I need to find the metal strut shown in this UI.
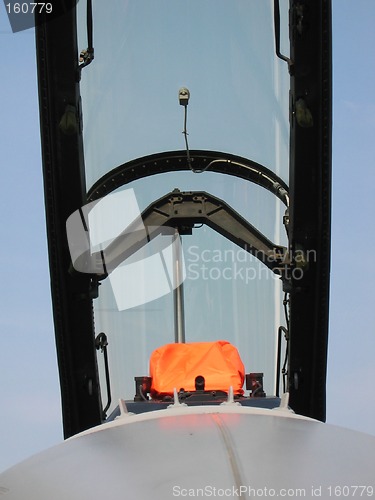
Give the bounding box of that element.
[74,190,289,280]
[173,228,186,343]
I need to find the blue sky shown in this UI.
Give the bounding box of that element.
[0,0,374,472]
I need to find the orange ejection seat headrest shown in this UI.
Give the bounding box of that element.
[149,340,245,398]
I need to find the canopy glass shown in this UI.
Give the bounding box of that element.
[76,0,290,413]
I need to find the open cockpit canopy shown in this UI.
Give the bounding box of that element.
[36,0,331,436]
[73,0,291,415]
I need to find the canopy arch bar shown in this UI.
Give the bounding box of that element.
[87,150,289,206]
[79,190,288,278]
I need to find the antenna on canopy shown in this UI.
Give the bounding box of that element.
[179,87,193,171]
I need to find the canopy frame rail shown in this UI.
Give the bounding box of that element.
[72,189,290,287]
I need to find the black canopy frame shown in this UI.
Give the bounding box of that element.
[35,0,331,438]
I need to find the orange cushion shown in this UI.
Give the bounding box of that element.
[149,341,245,397]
